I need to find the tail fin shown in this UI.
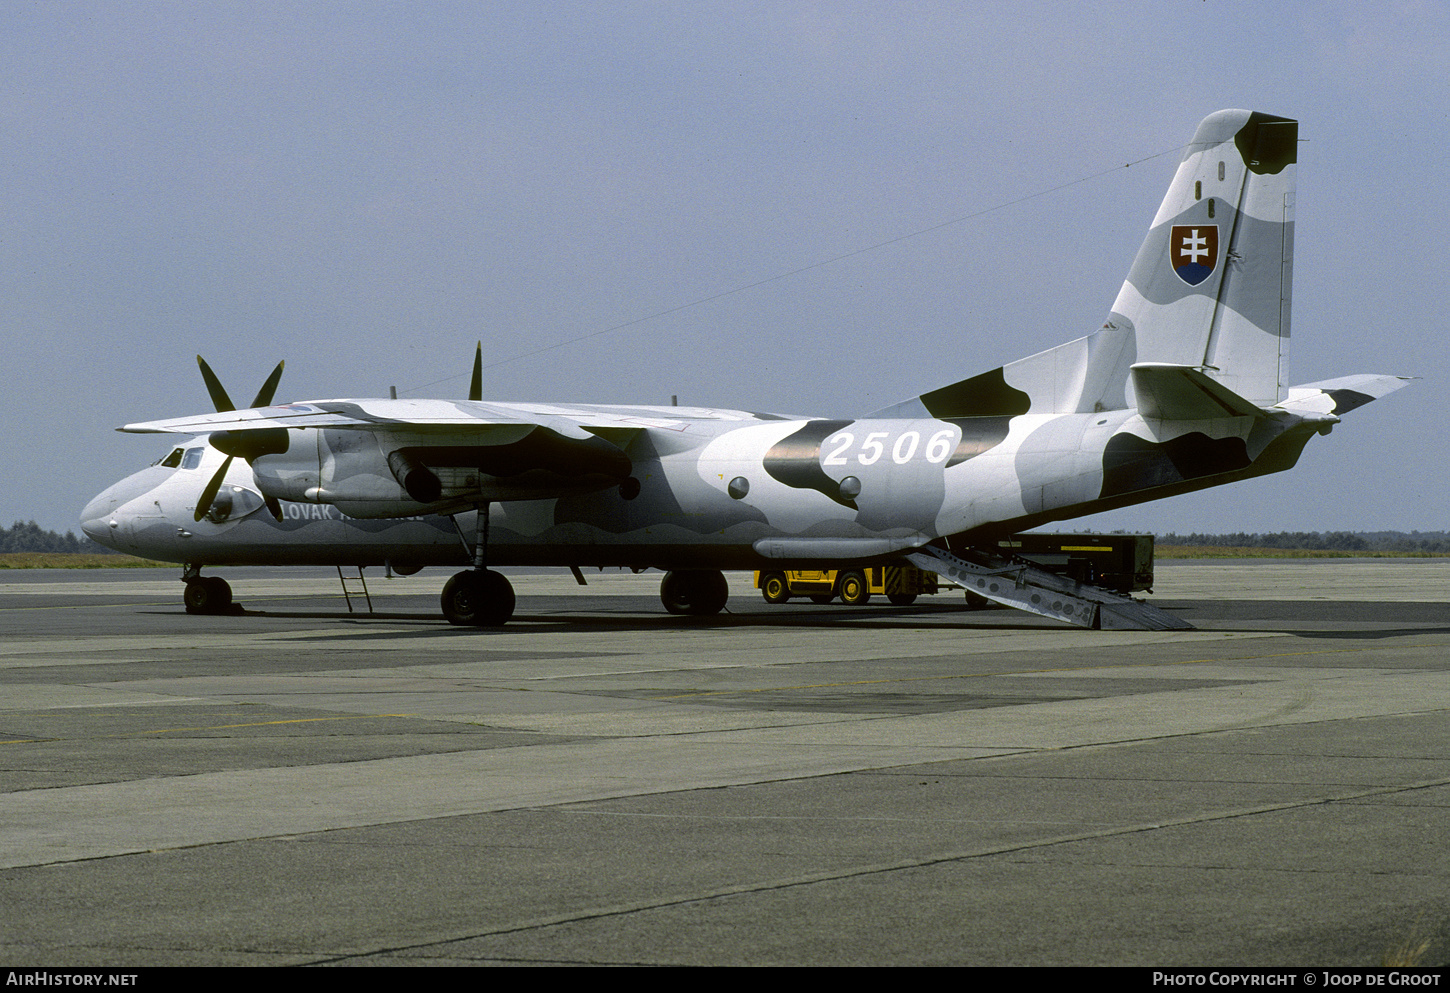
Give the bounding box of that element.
[1114,110,1297,407]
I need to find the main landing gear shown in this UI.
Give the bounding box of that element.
[441,569,515,626]
[182,565,234,615]
[659,569,729,616]
[443,502,516,627]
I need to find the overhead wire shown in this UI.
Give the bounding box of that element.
[403,141,1189,396]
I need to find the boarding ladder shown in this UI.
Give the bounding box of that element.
[335,566,373,613]
[907,546,1192,631]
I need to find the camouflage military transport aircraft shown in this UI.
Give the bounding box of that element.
[82,109,1407,629]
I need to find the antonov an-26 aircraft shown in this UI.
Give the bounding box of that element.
[82,110,1407,629]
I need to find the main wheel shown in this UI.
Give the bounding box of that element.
[760,572,791,604]
[660,569,729,616]
[838,570,870,606]
[184,576,232,615]
[887,592,917,606]
[809,594,835,605]
[441,569,516,626]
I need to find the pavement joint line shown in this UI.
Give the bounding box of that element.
[306,772,1450,965]
[647,642,1450,699]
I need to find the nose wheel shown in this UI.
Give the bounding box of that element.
[183,575,233,615]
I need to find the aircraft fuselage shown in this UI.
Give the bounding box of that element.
[82,400,1324,572]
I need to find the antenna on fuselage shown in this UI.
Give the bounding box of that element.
[469,341,483,402]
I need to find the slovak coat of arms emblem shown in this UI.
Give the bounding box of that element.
[1170,225,1218,286]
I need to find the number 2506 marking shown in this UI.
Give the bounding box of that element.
[823,429,954,466]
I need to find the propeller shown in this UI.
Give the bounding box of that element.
[193,356,288,523]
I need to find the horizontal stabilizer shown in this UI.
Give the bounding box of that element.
[1131,363,1265,420]
[1275,374,1413,417]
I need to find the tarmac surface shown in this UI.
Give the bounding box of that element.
[1,560,1447,966]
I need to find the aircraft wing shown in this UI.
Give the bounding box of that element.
[118,399,797,508]
[119,398,766,439]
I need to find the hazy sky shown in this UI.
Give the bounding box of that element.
[4,1,1445,536]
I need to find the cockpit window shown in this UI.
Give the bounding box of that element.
[155,448,185,468]
[181,447,205,470]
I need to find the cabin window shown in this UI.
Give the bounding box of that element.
[1218,161,1225,181]
[181,447,205,470]
[1194,180,1201,200]
[1208,198,1215,218]
[156,447,185,468]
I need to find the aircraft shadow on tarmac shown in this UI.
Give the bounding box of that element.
[136,599,1085,636]
[129,596,1450,642]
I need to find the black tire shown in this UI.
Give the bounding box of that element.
[964,590,992,610]
[838,570,870,606]
[206,577,233,611]
[809,594,835,605]
[760,572,790,604]
[184,576,232,615]
[660,569,729,616]
[441,570,515,626]
[887,592,917,606]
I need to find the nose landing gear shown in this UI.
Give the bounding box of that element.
[181,565,235,615]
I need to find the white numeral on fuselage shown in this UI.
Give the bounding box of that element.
[823,428,953,466]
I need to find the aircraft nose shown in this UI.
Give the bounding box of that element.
[81,495,112,540]
[80,488,125,548]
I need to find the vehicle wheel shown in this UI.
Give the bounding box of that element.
[838,570,870,606]
[660,569,729,616]
[887,592,917,606]
[760,572,790,604]
[441,569,515,626]
[184,576,232,614]
[964,590,992,610]
[206,577,233,611]
[809,594,835,605]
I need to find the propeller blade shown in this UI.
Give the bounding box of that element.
[197,356,236,412]
[193,358,288,522]
[469,341,483,402]
[249,360,286,409]
[194,455,235,522]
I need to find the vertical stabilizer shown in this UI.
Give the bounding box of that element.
[1112,110,1297,407]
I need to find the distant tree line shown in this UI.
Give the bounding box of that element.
[1159,531,1450,553]
[4,519,1447,556]
[0,520,117,554]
